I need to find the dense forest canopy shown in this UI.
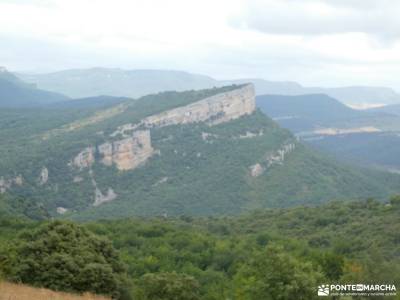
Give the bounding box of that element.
[1,198,399,299]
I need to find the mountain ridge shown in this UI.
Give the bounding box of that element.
[0,84,399,220]
[0,67,69,107]
[17,68,400,106]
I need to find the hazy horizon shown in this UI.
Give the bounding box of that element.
[1,0,400,90]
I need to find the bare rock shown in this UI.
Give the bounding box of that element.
[39,167,49,185]
[249,163,265,177]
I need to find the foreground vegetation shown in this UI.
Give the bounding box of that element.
[0,198,399,299]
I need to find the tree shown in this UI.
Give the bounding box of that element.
[389,195,400,207]
[139,272,200,300]
[9,221,130,299]
[234,245,324,300]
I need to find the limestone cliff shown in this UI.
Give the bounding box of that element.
[142,84,255,127]
[98,130,154,171]
[38,167,49,185]
[112,84,255,137]
[68,85,256,206]
[70,147,95,169]
[73,84,255,173]
[71,130,154,172]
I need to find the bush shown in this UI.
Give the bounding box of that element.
[9,221,130,299]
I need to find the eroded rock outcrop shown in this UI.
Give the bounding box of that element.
[249,142,296,177]
[0,175,23,193]
[38,167,49,185]
[71,131,154,172]
[113,84,255,137]
[142,84,255,128]
[249,163,265,177]
[56,207,68,214]
[90,175,117,206]
[71,147,95,169]
[94,187,117,206]
[265,143,296,167]
[99,130,154,171]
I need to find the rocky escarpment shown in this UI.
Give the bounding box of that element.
[69,84,255,206]
[71,130,154,171]
[73,84,255,173]
[142,84,255,127]
[70,147,96,170]
[98,130,154,171]
[112,84,255,137]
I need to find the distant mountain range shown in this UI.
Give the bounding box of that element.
[257,94,365,132]
[18,68,400,107]
[369,103,400,116]
[19,68,216,99]
[0,67,68,107]
[257,93,400,172]
[256,93,400,133]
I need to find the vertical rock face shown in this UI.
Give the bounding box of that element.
[98,143,113,166]
[142,84,255,128]
[99,130,154,171]
[71,147,95,169]
[39,167,49,185]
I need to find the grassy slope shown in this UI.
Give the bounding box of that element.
[0,282,109,300]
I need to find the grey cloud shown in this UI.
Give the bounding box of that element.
[232,0,400,41]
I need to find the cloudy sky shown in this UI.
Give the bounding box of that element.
[1,0,400,89]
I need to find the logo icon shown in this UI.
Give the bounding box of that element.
[318,285,330,296]
[356,284,364,291]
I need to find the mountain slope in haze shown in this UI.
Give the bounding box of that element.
[369,103,400,116]
[308,132,400,173]
[227,78,400,107]
[256,94,365,132]
[19,68,217,99]
[257,93,400,133]
[19,68,400,106]
[0,84,399,220]
[257,93,400,172]
[0,67,69,107]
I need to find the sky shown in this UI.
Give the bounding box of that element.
[1,0,400,90]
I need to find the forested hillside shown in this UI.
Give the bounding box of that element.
[1,85,400,220]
